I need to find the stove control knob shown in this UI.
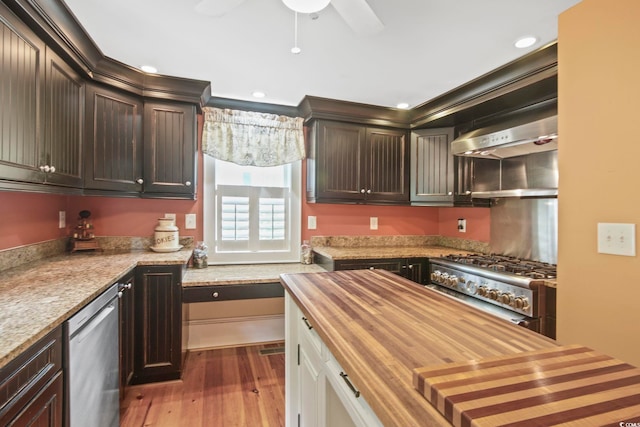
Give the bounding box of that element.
[499,293,514,305]
[488,289,499,300]
[477,286,488,296]
[466,281,477,294]
[448,276,459,287]
[514,297,530,310]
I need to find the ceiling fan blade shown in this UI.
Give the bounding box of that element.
[330,0,384,36]
[194,0,247,17]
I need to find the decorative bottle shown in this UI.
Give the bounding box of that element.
[301,240,313,264]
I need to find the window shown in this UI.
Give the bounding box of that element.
[203,156,301,264]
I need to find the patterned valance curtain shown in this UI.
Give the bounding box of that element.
[201,107,305,167]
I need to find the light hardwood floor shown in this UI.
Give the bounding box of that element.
[120,342,286,427]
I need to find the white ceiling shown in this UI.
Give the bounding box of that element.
[62,0,581,109]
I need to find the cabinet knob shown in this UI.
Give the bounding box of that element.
[185,181,192,187]
[39,165,51,173]
[366,189,372,194]
[360,189,366,194]
[212,292,219,298]
[49,165,56,173]
[448,191,453,195]
[136,178,144,184]
[369,267,375,270]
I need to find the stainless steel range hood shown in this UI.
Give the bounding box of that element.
[452,112,558,199]
[451,114,557,159]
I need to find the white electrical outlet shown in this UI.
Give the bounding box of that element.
[597,223,636,256]
[308,216,317,230]
[164,213,176,220]
[185,213,197,229]
[58,211,66,229]
[458,218,467,233]
[370,217,378,230]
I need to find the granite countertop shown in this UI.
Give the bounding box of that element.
[182,262,326,286]
[312,245,474,260]
[0,249,191,370]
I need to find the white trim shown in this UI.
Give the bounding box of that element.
[187,314,284,350]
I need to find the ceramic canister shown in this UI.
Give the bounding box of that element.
[154,218,179,249]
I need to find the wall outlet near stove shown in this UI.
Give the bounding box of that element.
[597,222,635,256]
[58,211,66,229]
[370,217,378,230]
[458,218,466,233]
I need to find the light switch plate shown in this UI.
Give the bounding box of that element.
[597,223,636,256]
[58,211,66,229]
[307,216,317,230]
[185,213,197,229]
[370,217,378,230]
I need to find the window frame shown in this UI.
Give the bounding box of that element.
[203,155,301,264]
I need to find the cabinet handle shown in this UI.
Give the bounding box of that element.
[302,316,313,330]
[39,165,50,173]
[212,292,219,298]
[366,189,371,194]
[339,372,361,398]
[408,264,413,270]
[185,181,192,186]
[360,189,365,194]
[49,165,56,173]
[136,178,144,184]
[369,267,374,270]
[448,191,453,195]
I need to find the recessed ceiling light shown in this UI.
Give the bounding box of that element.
[140,65,158,73]
[252,91,266,98]
[396,102,410,109]
[514,36,537,49]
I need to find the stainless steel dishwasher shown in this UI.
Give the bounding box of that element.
[66,283,120,427]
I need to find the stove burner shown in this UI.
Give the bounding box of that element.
[442,254,556,279]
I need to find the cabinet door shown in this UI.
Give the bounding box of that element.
[410,128,454,205]
[143,101,196,197]
[44,48,84,187]
[133,265,183,384]
[118,273,135,397]
[0,5,45,184]
[84,84,143,192]
[5,372,63,427]
[405,258,429,284]
[314,121,366,201]
[365,127,409,203]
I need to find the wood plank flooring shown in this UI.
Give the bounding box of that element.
[120,342,285,427]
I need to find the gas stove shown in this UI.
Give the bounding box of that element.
[427,254,557,336]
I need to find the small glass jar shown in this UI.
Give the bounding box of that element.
[193,241,209,268]
[301,240,313,264]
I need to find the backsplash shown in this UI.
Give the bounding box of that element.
[310,235,489,253]
[0,236,194,272]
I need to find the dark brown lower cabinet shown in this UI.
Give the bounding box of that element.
[316,255,429,285]
[0,327,63,426]
[132,264,185,384]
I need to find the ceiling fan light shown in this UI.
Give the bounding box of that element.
[282,0,330,14]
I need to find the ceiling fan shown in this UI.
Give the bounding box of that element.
[194,0,384,36]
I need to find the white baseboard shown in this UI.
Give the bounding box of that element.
[187,314,284,350]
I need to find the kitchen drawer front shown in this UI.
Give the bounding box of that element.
[0,326,62,423]
[182,282,284,303]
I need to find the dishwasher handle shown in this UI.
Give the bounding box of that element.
[72,300,117,344]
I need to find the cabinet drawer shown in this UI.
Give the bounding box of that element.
[325,353,383,427]
[0,327,62,423]
[182,282,284,303]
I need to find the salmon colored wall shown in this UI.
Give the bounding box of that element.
[0,192,68,250]
[558,0,640,366]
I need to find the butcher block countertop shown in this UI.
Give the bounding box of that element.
[413,344,640,426]
[0,249,191,370]
[280,269,559,427]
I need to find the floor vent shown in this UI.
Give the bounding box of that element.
[259,346,285,356]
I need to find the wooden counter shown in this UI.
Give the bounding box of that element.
[280,269,559,427]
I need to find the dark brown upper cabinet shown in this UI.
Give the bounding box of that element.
[307,120,409,204]
[0,6,84,189]
[410,128,455,206]
[143,101,196,198]
[84,83,143,193]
